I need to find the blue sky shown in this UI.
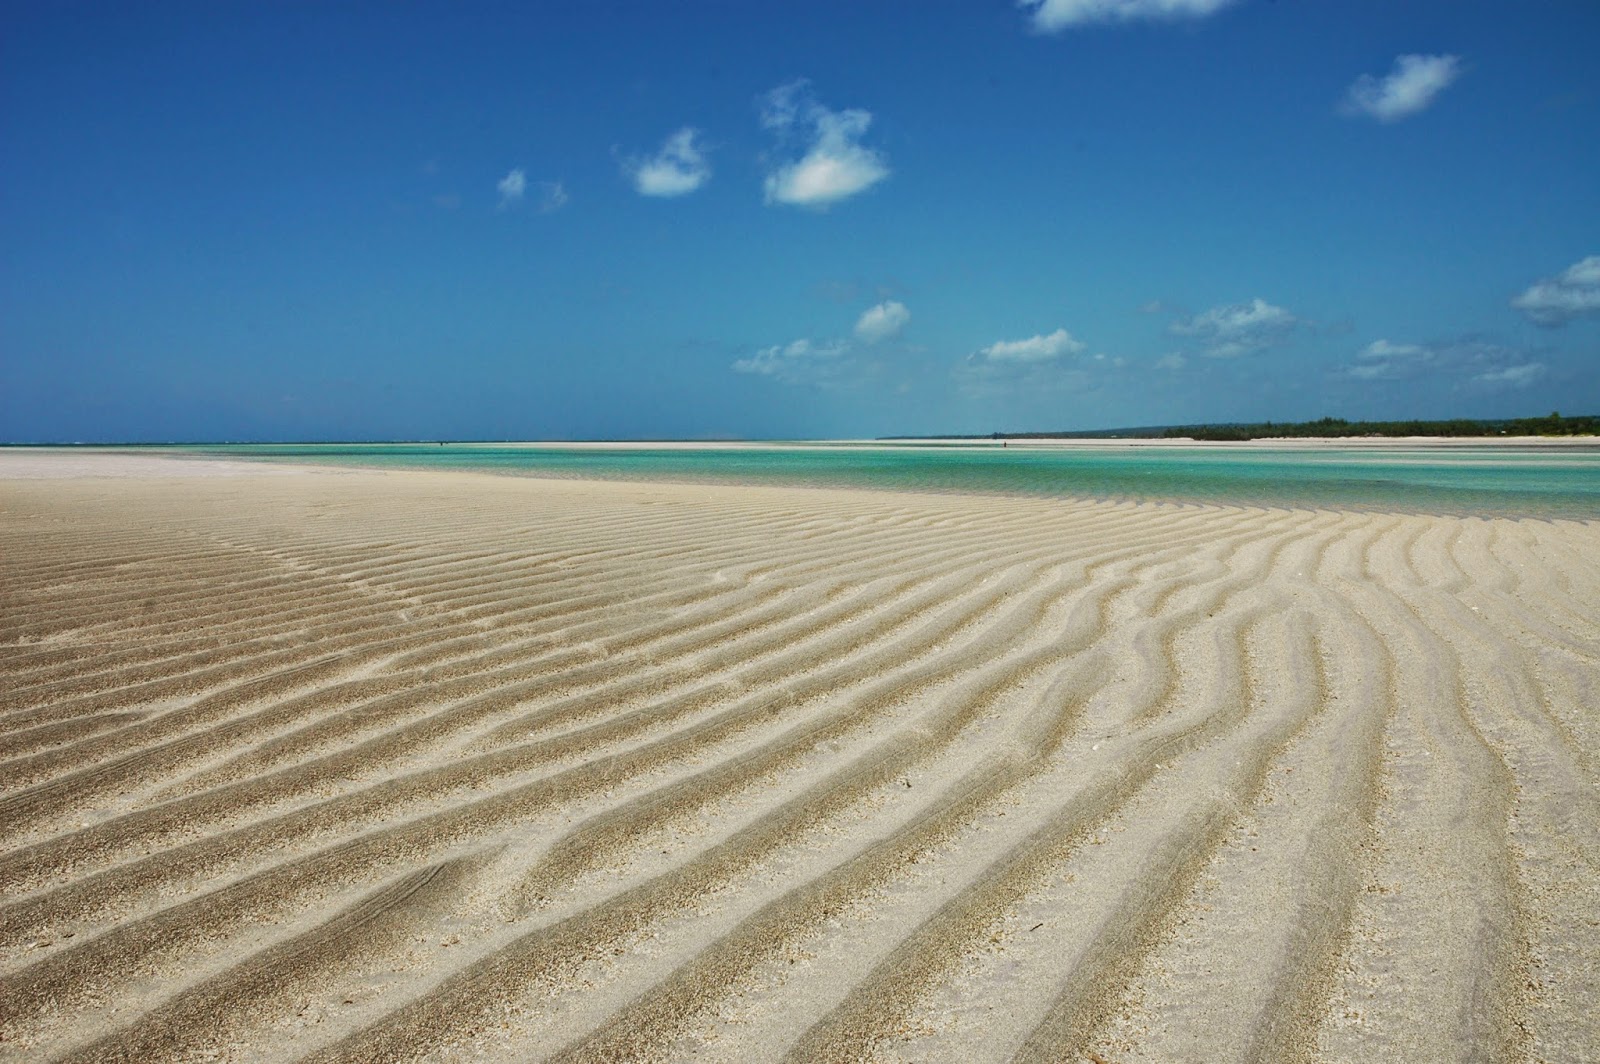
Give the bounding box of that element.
[3,0,1597,441]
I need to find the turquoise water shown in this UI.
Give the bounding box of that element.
[172,442,1600,518]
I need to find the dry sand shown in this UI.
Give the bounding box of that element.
[1,451,1596,1063]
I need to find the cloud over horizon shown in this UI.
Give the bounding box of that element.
[1473,363,1546,388]
[1170,298,1298,357]
[1020,0,1238,33]
[1342,54,1463,123]
[1342,337,1545,391]
[976,328,1085,363]
[625,128,711,197]
[854,301,910,343]
[761,81,889,209]
[1511,255,1600,326]
[732,337,850,383]
[958,328,1096,399]
[1348,339,1435,380]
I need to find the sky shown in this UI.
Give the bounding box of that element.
[2,0,1598,442]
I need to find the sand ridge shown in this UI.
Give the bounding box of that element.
[1,456,1597,1062]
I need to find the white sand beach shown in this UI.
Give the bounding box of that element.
[1,451,1597,1063]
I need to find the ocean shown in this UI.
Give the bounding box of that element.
[158,441,1600,519]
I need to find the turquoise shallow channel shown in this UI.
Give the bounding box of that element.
[169,441,1600,519]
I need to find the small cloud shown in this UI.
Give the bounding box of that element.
[977,328,1085,363]
[1357,339,1429,361]
[1474,362,1545,388]
[759,80,807,132]
[1155,353,1187,371]
[761,80,889,209]
[625,128,711,198]
[1473,363,1545,388]
[538,181,569,213]
[433,193,462,210]
[1348,339,1435,380]
[1021,0,1238,33]
[1343,336,1545,388]
[732,337,850,383]
[1511,255,1600,326]
[497,169,527,208]
[957,330,1090,397]
[854,301,910,343]
[1170,298,1298,357]
[1342,54,1463,123]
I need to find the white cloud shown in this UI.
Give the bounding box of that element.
[732,337,850,382]
[626,128,711,198]
[977,328,1085,363]
[1343,337,1545,389]
[538,181,568,213]
[497,171,565,213]
[1170,298,1298,357]
[957,332,1091,398]
[497,169,526,208]
[1348,338,1436,378]
[854,301,910,343]
[1511,255,1600,326]
[1357,339,1427,360]
[1020,0,1238,32]
[1342,54,1463,123]
[1155,353,1187,371]
[1473,363,1545,388]
[761,80,889,209]
[1346,338,1440,380]
[760,81,808,132]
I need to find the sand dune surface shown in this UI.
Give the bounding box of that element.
[2,456,1597,1063]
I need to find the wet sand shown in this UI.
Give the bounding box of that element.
[2,451,1597,1063]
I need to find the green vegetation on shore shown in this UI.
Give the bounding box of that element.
[887,412,1598,442]
[1158,412,1597,441]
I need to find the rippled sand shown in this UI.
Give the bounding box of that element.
[2,454,1597,1063]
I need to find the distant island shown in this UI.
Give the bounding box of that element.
[886,412,1598,442]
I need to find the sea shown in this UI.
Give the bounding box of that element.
[162,441,1600,519]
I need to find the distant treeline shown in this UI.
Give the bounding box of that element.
[1159,413,1598,441]
[884,412,1598,443]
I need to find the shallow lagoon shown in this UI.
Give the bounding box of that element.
[173,441,1600,519]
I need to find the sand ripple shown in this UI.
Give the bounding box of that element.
[2,467,1597,1062]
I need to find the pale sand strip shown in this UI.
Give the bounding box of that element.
[1,453,1596,1064]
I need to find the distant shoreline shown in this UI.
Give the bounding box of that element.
[5,413,1598,450]
[4,434,1599,451]
[885,412,1599,443]
[5,436,1600,458]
